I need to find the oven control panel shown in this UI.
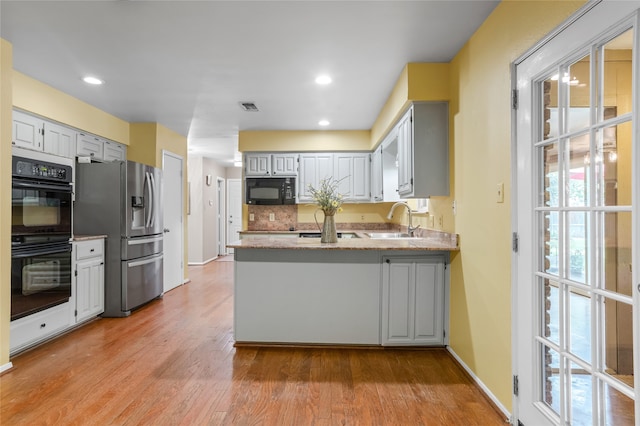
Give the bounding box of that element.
[12,156,72,183]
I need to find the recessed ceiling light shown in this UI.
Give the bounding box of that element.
[83,76,104,85]
[315,75,332,85]
[319,120,330,126]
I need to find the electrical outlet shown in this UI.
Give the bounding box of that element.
[249,213,255,221]
[361,215,365,221]
[428,215,435,228]
[269,213,275,222]
[437,215,443,229]
[497,183,504,203]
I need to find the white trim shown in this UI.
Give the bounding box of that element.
[0,362,13,374]
[447,347,511,421]
[187,256,218,266]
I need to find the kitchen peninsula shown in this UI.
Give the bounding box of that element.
[228,230,458,347]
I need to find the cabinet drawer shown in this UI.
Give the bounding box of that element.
[75,239,104,260]
[10,302,71,354]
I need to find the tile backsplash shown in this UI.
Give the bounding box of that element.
[247,205,396,232]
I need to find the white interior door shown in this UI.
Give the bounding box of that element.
[162,151,184,293]
[217,177,225,256]
[513,2,640,425]
[227,179,242,255]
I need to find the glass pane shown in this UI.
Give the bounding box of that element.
[567,133,591,207]
[544,279,560,345]
[543,75,559,140]
[604,381,635,426]
[602,29,633,118]
[567,211,589,283]
[567,54,591,134]
[604,297,634,379]
[542,143,560,207]
[570,361,593,424]
[542,345,561,416]
[569,288,591,362]
[597,121,632,206]
[543,211,559,275]
[600,212,632,297]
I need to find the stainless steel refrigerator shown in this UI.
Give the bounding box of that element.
[74,160,163,317]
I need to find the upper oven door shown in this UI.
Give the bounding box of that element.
[11,177,72,245]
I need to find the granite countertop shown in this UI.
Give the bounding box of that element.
[230,229,459,251]
[72,234,107,241]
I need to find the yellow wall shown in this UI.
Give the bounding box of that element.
[1,39,13,369]
[447,0,585,409]
[370,63,451,148]
[13,72,129,144]
[239,130,371,152]
[129,123,158,166]
[297,202,394,225]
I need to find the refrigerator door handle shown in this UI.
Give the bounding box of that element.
[126,235,163,246]
[145,171,153,228]
[149,172,156,228]
[127,253,163,268]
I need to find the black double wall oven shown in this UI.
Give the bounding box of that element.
[11,149,73,321]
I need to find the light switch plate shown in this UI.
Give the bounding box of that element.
[497,183,504,203]
[249,213,255,221]
[269,213,275,221]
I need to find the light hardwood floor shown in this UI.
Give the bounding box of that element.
[1,259,507,425]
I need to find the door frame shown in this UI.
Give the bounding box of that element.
[216,177,226,256]
[226,178,242,255]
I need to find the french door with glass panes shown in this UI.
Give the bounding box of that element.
[514,2,640,425]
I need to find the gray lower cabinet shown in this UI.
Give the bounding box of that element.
[381,255,445,346]
[74,239,105,323]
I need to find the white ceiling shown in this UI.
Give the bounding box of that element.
[1,0,499,166]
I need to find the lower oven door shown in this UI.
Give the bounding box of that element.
[11,242,72,321]
[121,253,163,312]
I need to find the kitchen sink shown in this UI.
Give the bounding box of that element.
[365,232,419,239]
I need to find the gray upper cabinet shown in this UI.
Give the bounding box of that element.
[245,153,298,176]
[76,132,105,160]
[271,154,298,176]
[44,121,76,158]
[103,140,126,162]
[397,102,449,198]
[298,153,334,202]
[12,110,44,151]
[334,152,371,202]
[370,146,383,202]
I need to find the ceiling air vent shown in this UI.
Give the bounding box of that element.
[239,102,259,112]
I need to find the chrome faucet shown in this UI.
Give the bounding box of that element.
[386,202,420,236]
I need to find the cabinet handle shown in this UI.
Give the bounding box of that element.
[386,259,391,264]
[90,248,95,252]
[40,323,46,328]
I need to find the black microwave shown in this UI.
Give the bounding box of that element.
[246,177,296,205]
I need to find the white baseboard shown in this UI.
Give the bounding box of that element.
[447,347,511,421]
[0,362,13,374]
[187,256,217,266]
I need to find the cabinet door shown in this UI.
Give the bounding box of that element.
[245,154,271,176]
[12,110,44,151]
[298,153,334,202]
[383,261,414,344]
[351,153,370,201]
[381,256,445,346]
[413,261,445,345]
[75,258,105,323]
[103,141,126,162]
[272,154,298,176]
[77,133,104,160]
[371,146,383,202]
[44,122,76,158]
[397,108,413,196]
[333,153,353,197]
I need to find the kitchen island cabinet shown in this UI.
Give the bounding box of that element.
[229,233,456,347]
[74,238,105,323]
